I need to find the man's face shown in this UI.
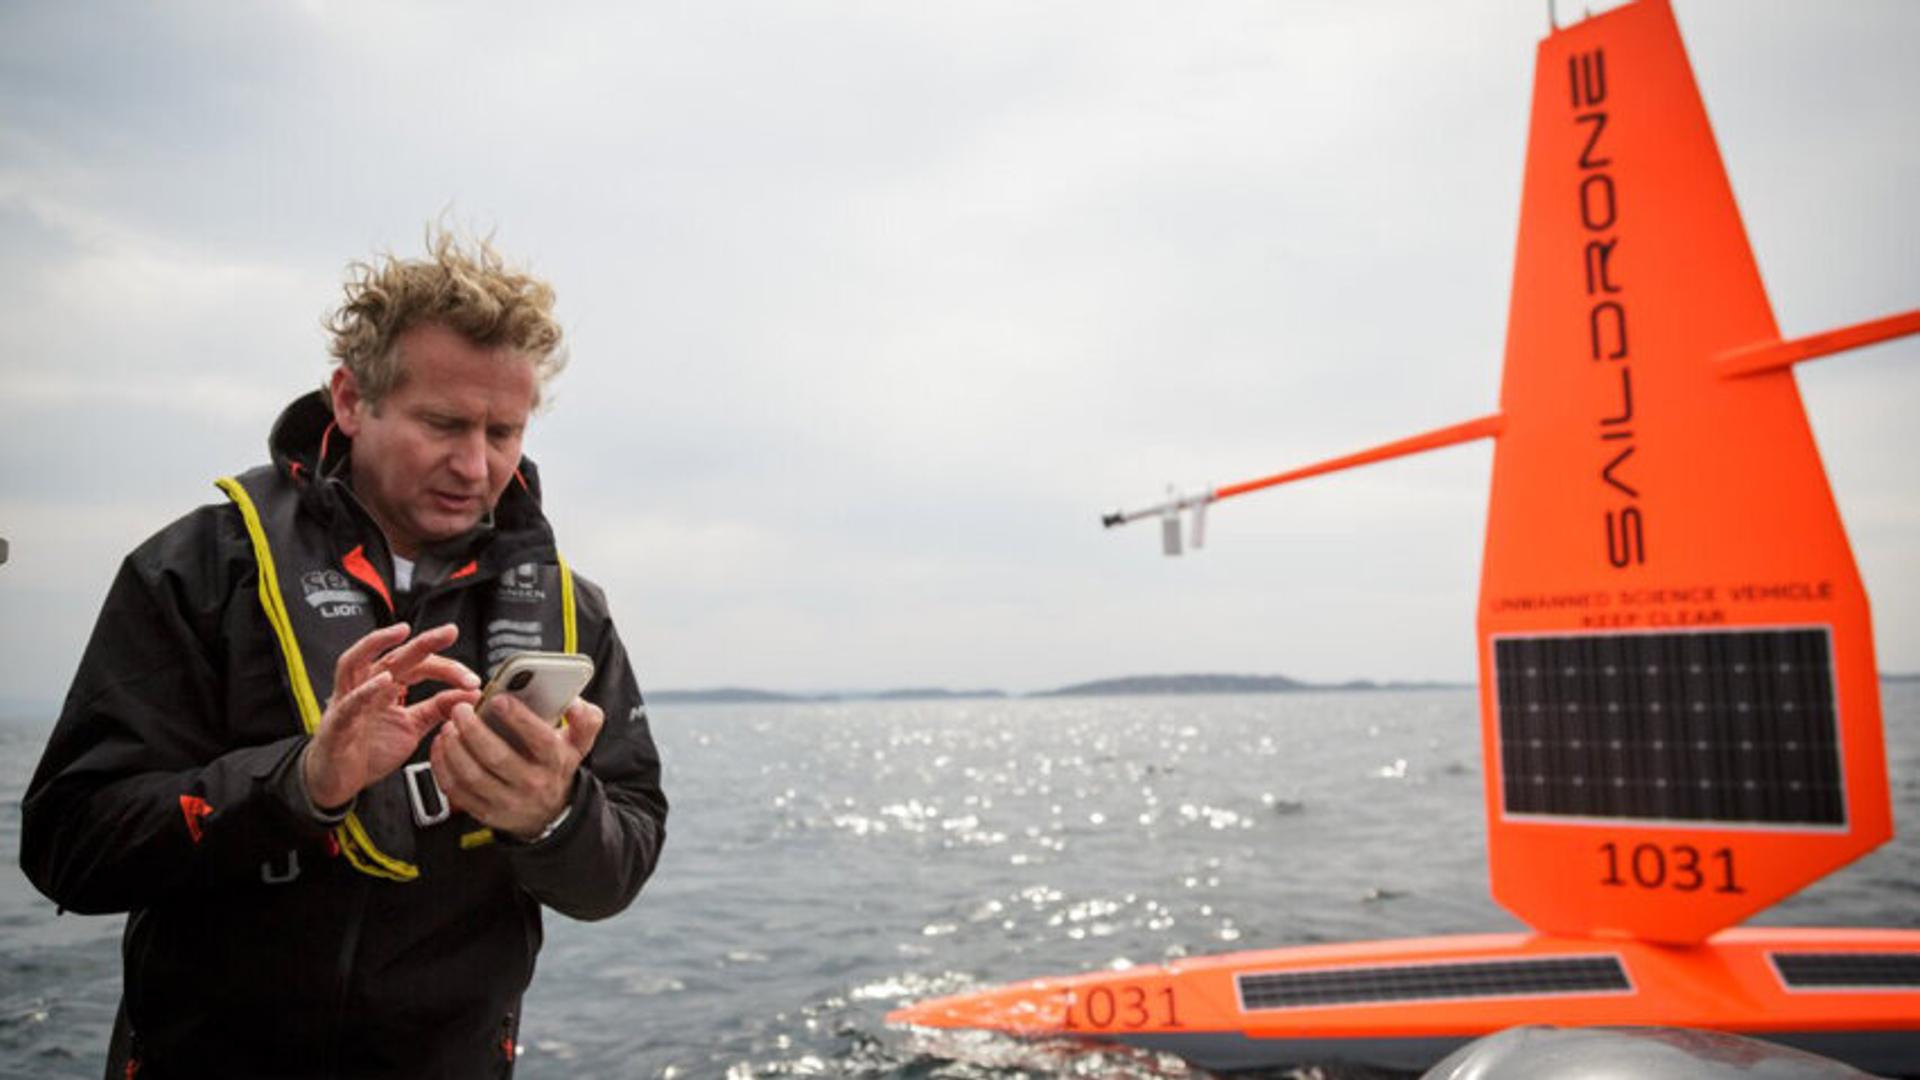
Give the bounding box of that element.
[331,322,537,558]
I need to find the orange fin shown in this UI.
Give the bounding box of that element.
[1478,0,1890,943]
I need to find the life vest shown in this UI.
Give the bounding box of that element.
[216,465,577,882]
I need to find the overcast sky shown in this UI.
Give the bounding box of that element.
[2,1,1915,705]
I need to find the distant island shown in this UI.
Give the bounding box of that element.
[648,673,1467,704]
[868,688,1009,701]
[646,687,1007,705]
[1031,673,1468,697]
[8,672,1916,719]
[649,671,1920,704]
[645,687,812,705]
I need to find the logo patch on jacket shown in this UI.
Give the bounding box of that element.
[301,569,372,619]
[497,562,546,604]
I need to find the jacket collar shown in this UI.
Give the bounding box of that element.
[264,390,557,584]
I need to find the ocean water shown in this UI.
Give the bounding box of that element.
[4,686,1917,1079]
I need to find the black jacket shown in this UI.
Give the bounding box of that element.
[19,392,667,1079]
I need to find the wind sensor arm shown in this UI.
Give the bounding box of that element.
[1103,412,1505,554]
[1716,309,1920,378]
[1104,306,1917,556]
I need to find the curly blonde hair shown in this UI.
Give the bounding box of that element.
[326,228,567,407]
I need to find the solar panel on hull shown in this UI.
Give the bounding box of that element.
[1774,953,1920,990]
[1237,956,1629,1011]
[1494,629,1842,824]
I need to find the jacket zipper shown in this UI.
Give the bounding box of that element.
[327,876,373,1079]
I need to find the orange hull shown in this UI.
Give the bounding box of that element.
[889,928,1920,1074]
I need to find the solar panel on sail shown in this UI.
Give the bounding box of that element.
[1494,628,1842,825]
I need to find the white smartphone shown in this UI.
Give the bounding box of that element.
[407,652,595,828]
[479,651,596,725]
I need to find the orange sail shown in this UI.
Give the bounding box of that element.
[1478,0,1889,944]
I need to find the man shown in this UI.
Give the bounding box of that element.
[20,232,667,1078]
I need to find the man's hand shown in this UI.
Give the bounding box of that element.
[303,623,481,809]
[430,693,604,840]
